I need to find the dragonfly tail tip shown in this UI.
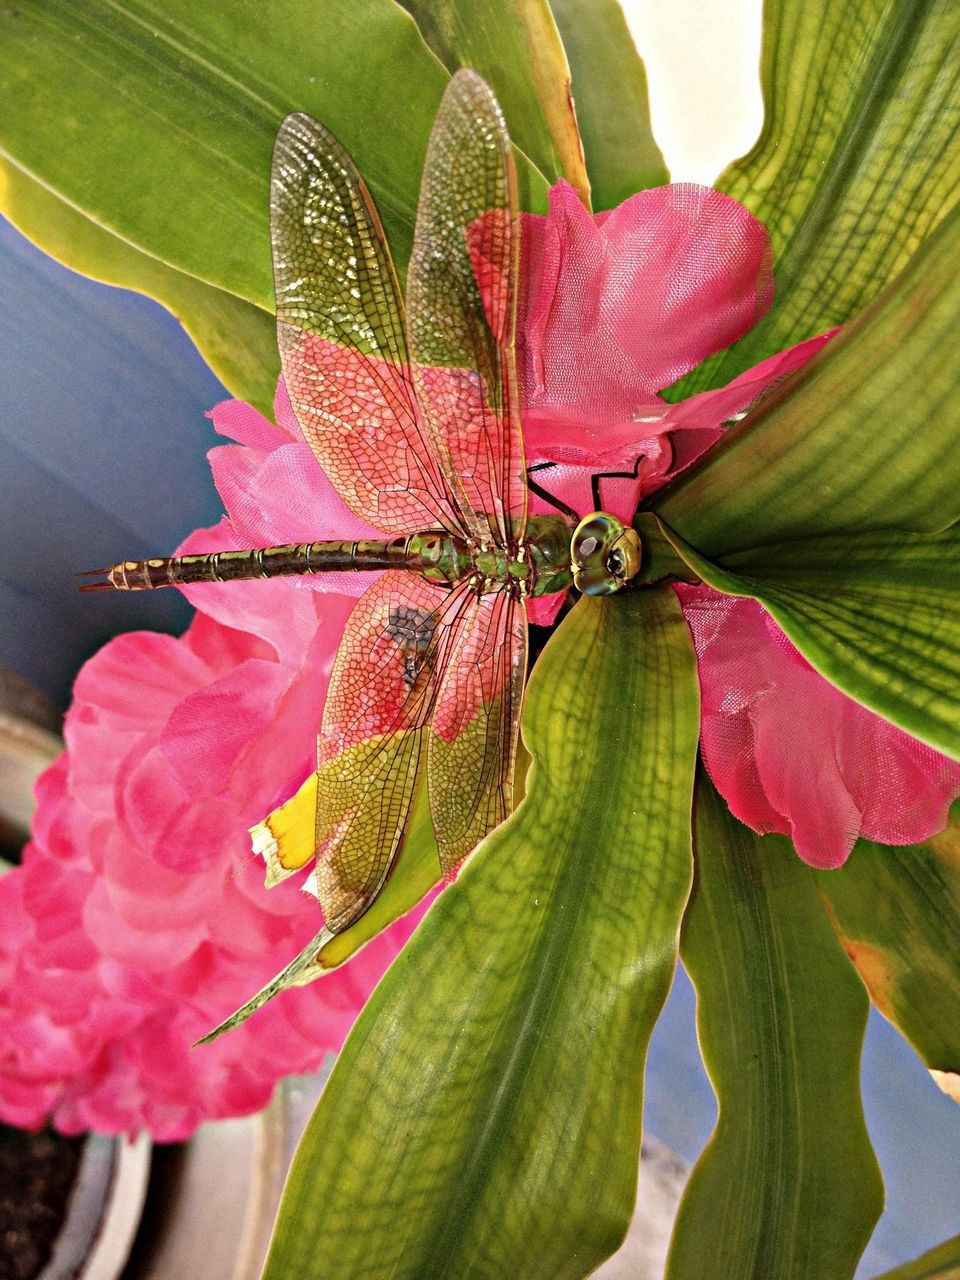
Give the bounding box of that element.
[77,569,115,593]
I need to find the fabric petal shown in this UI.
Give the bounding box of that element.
[518,180,773,426]
[208,396,292,450]
[0,519,421,1138]
[677,586,960,866]
[523,330,835,524]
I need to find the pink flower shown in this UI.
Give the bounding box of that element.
[517,181,796,518]
[0,387,422,1141]
[517,180,960,867]
[676,589,960,867]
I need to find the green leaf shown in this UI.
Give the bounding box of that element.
[396,0,589,203]
[671,0,960,395]
[0,158,277,415]
[0,2,555,411]
[260,587,700,1280]
[653,201,960,553]
[657,522,960,760]
[871,1234,960,1279]
[0,2,547,317]
[548,0,668,204]
[0,2,437,307]
[814,802,960,1090]
[668,774,884,1280]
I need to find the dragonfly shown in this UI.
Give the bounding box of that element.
[82,69,642,940]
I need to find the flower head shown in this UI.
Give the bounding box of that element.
[677,587,960,867]
[0,388,422,1141]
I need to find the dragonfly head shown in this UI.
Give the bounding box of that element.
[570,513,642,596]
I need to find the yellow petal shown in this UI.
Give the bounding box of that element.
[250,772,318,887]
[930,1069,960,1104]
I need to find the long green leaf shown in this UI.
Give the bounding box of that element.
[653,200,960,554]
[261,587,700,1280]
[397,0,590,203]
[0,1,547,314]
[0,158,277,414]
[871,1235,960,1279]
[668,774,883,1280]
[814,802,960,1089]
[548,0,668,204]
[657,523,960,760]
[671,0,960,395]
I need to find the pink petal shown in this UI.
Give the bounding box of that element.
[273,376,303,438]
[114,745,239,872]
[0,1072,63,1131]
[207,437,380,551]
[523,329,836,522]
[65,632,212,817]
[677,586,960,866]
[161,657,291,798]
[518,181,773,425]
[223,640,340,817]
[182,609,273,669]
[526,593,566,627]
[660,328,837,477]
[83,880,209,969]
[208,396,291,450]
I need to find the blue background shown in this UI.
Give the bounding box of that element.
[1,215,957,1275]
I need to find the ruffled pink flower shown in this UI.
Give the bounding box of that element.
[515,180,960,866]
[0,387,422,1141]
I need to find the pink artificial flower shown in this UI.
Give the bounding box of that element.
[517,180,799,518]
[0,386,423,1141]
[676,588,960,867]
[516,180,960,867]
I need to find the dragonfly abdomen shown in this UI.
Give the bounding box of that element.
[80,534,471,592]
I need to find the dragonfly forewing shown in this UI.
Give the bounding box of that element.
[407,70,527,551]
[266,72,533,938]
[271,112,466,537]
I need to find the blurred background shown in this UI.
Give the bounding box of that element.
[0,1,956,1274]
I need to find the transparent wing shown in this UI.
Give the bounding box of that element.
[428,587,528,876]
[271,113,466,536]
[407,69,527,549]
[313,572,478,932]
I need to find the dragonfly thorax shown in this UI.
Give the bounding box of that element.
[412,516,577,598]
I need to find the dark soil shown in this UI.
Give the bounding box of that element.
[0,1125,84,1280]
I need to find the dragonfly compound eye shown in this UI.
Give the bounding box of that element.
[570,513,642,596]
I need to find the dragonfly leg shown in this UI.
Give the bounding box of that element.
[525,463,579,520]
[590,455,644,513]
